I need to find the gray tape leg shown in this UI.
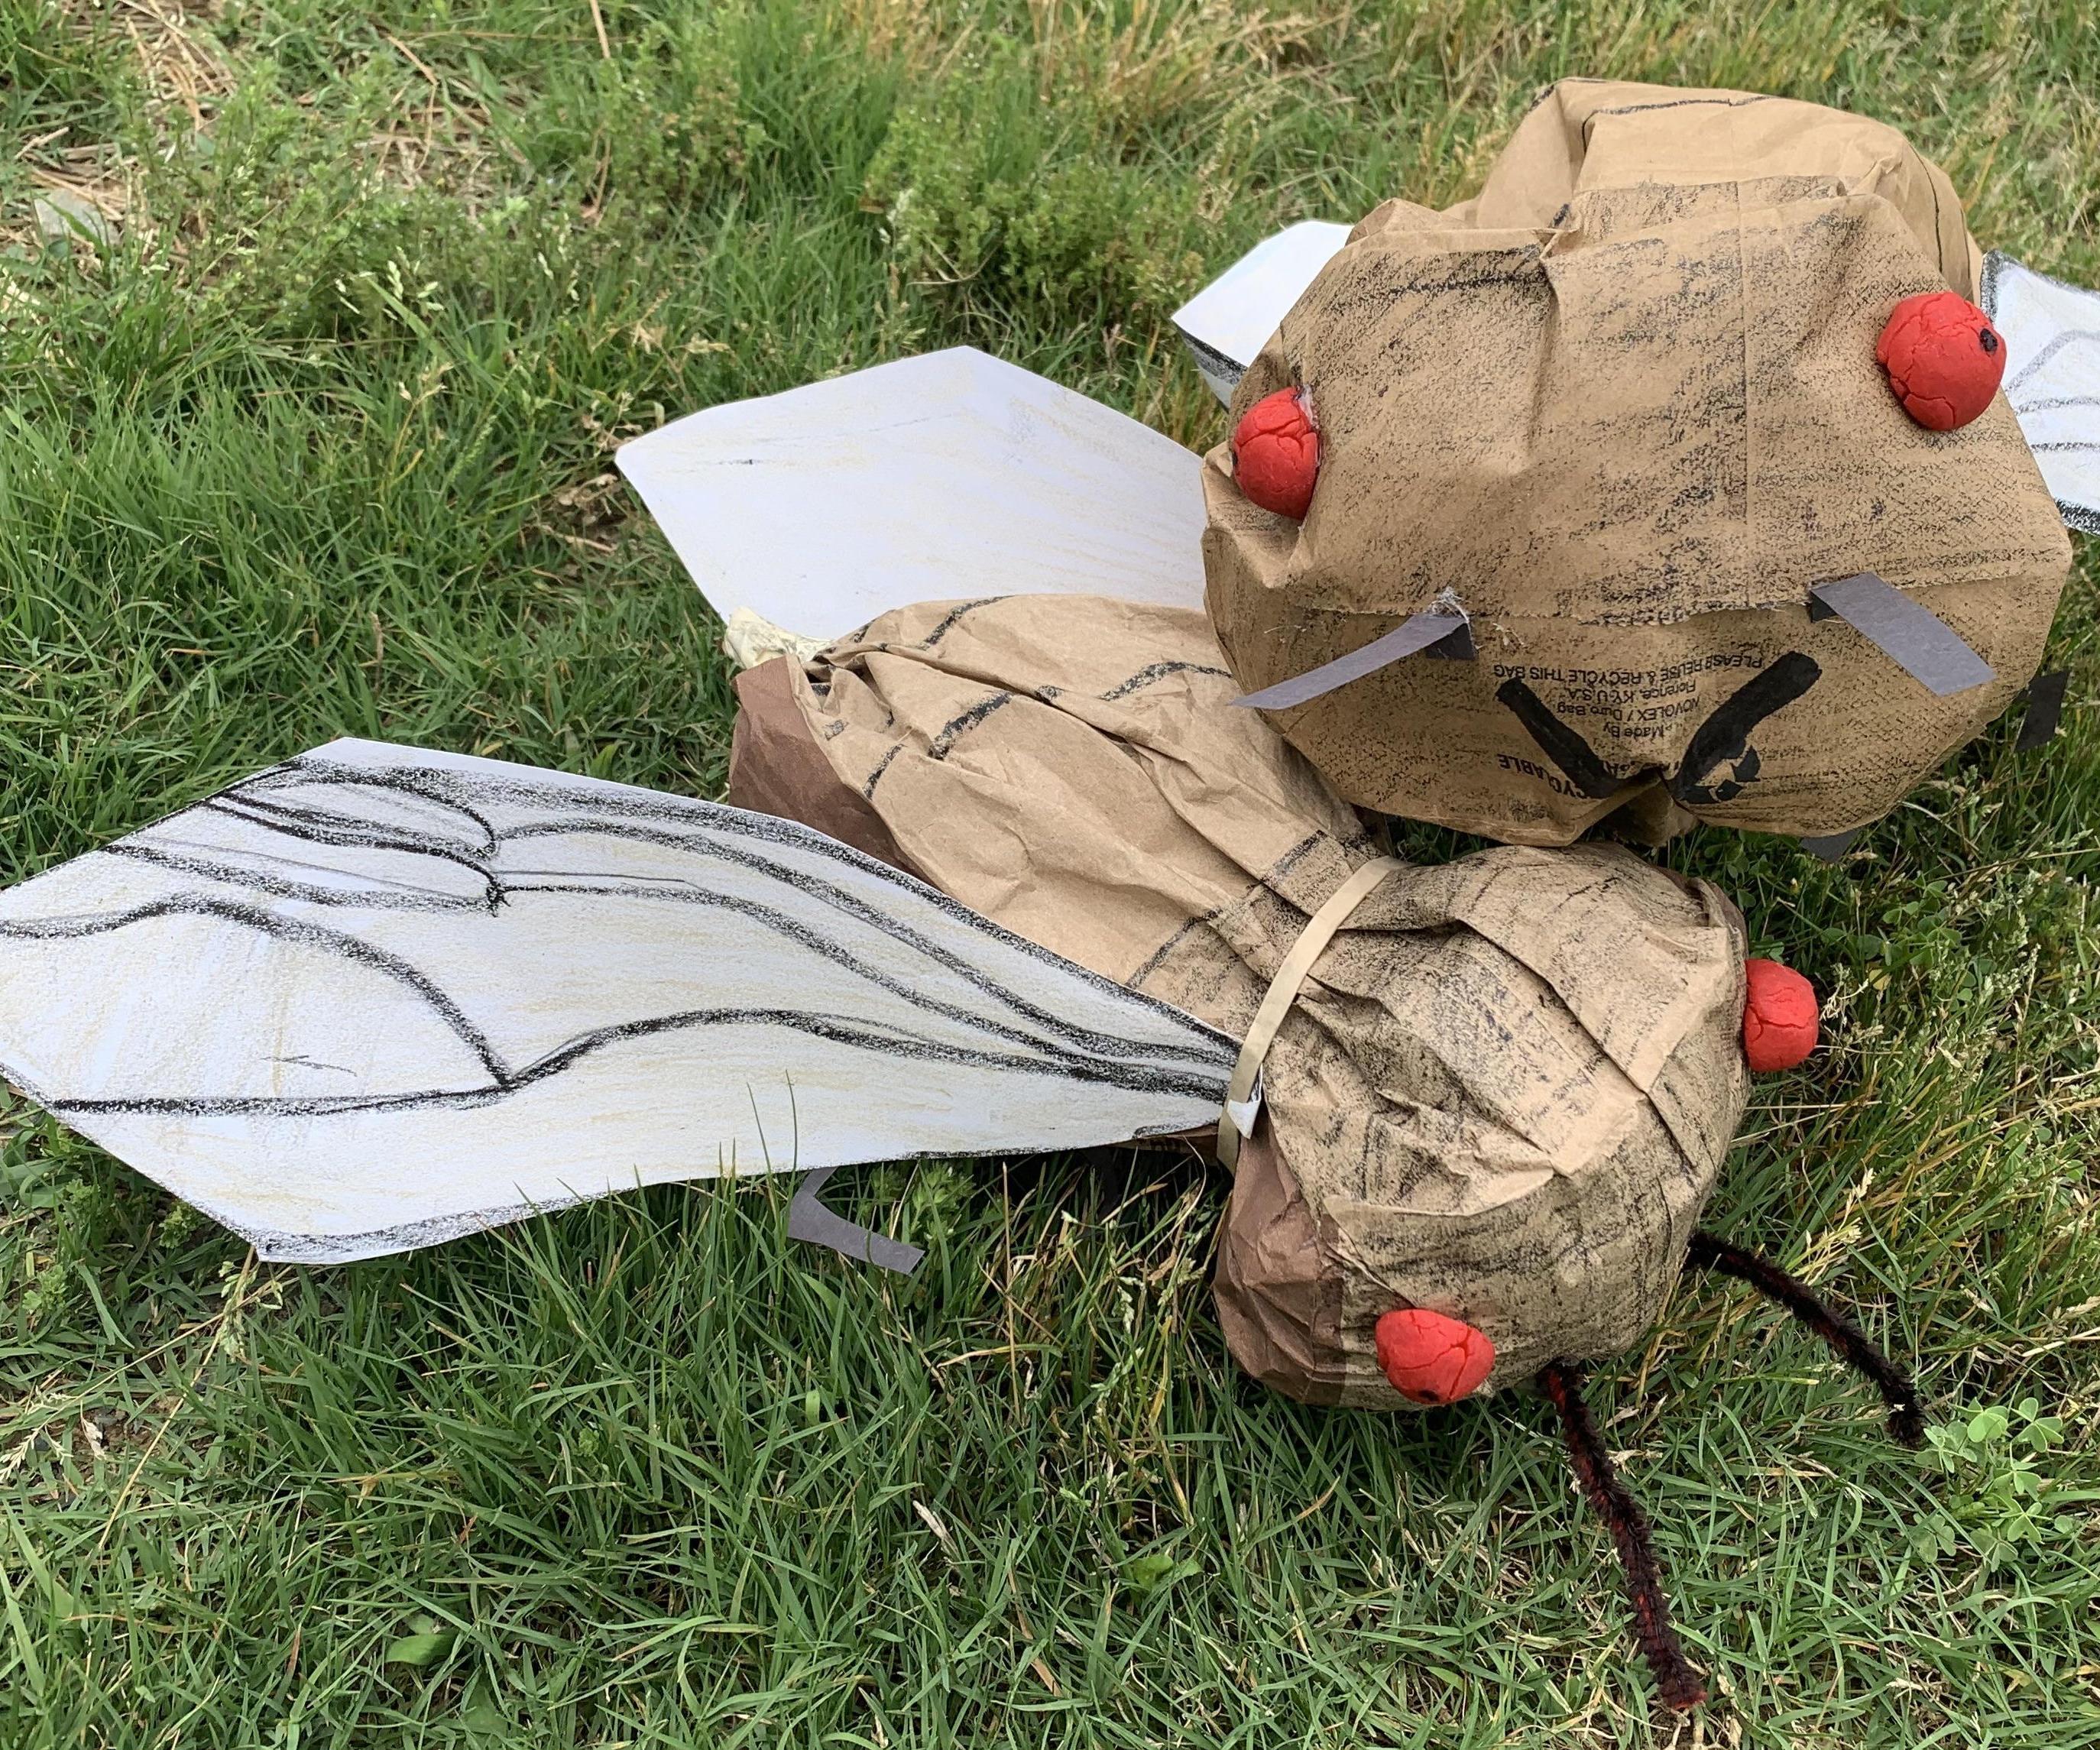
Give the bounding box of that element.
[1807,573,1994,696]
[1800,826,1866,861]
[1232,611,1473,711]
[786,1165,925,1274]
[2015,669,2067,751]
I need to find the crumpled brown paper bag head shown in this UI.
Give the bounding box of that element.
[1204,78,2072,845]
[727,595,1749,1407]
[1207,846,1748,1406]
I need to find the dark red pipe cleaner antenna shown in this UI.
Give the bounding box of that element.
[1538,1359,1708,1713]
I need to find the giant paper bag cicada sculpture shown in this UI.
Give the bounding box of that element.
[7,74,2095,1716]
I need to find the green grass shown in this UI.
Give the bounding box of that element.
[2,0,2097,1742]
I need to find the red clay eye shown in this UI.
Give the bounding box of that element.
[1230,387,1320,520]
[1875,290,2007,432]
[1374,1307,1496,1404]
[1743,957,1818,1071]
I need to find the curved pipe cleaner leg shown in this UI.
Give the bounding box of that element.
[1686,1230,1924,1445]
[1538,1359,1707,1713]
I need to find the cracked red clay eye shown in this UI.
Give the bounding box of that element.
[1876,290,2006,431]
[1230,387,1320,520]
[1742,957,1819,1071]
[1373,1308,1496,1404]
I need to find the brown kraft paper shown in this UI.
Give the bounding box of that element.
[727,595,1750,1408]
[1204,78,2072,844]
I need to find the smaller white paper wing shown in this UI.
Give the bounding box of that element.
[1982,252,2100,533]
[0,741,1234,1262]
[1172,222,1353,403]
[615,348,1207,638]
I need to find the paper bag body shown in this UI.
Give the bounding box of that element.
[727,595,1748,1405]
[1204,79,2072,844]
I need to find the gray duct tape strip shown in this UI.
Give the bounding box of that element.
[1231,611,1474,711]
[2015,669,2068,751]
[1807,573,1995,696]
[1800,826,1866,861]
[787,1165,925,1274]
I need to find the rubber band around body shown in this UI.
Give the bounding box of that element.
[1214,856,1406,1172]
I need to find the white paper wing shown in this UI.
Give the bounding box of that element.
[1983,252,2100,533]
[1171,222,1352,403]
[615,348,1207,638]
[0,741,1233,1262]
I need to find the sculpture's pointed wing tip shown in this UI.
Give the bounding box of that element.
[1172,220,1353,404]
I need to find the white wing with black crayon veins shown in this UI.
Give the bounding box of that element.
[1985,252,2100,533]
[0,741,1233,1263]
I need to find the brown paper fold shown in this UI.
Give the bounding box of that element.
[728,659,923,878]
[729,595,1751,1407]
[1204,78,2072,844]
[1212,1122,1347,1405]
